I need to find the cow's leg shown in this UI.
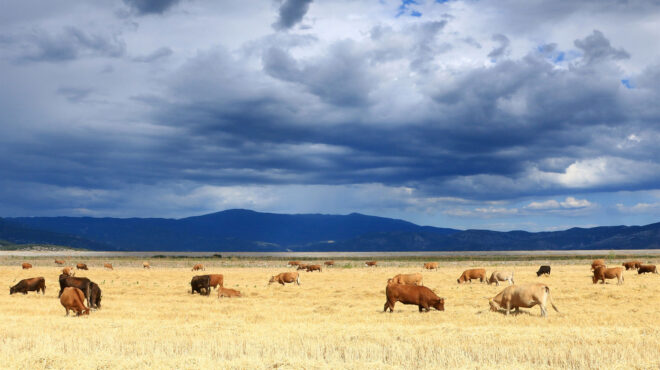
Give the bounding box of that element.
[65,308,69,316]
[540,304,547,317]
[505,302,511,316]
[495,280,500,286]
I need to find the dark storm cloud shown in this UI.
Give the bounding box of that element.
[574,30,630,65]
[122,0,181,15]
[273,0,313,31]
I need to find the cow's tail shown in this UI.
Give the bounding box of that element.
[545,286,559,313]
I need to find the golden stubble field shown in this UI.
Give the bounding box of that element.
[1,259,659,369]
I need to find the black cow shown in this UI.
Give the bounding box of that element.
[191,275,211,295]
[536,265,551,277]
[10,277,45,295]
[89,281,102,309]
[638,265,658,274]
[58,274,92,307]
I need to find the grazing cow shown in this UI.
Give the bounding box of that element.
[192,264,205,271]
[389,273,423,286]
[21,263,32,269]
[190,275,211,295]
[288,261,302,267]
[10,277,45,295]
[384,282,444,313]
[489,283,559,317]
[424,262,439,270]
[88,281,102,309]
[324,261,335,267]
[457,268,486,284]
[592,266,624,285]
[297,264,309,270]
[54,260,65,265]
[622,261,640,270]
[488,271,515,286]
[365,261,378,267]
[268,272,300,286]
[536,265,551,277]
[638,265,658,274]
[62,267,74,276]
[104,263,113,270]
[143,262,150,269]
[58,275,93,307]
[591,259,606,271]
[217,287,242,298]
[76,263,88,270]
[306,264,322,272]
[208,274,224,289]
[60,287,90,316]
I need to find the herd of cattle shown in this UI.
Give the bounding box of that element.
[9,258,659,317]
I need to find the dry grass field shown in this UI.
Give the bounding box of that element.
[1,258,660,369]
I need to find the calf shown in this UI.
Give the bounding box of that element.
[10,277,45,295]
[488,271,514,286]
[60,287,90,316]
[384,283,444,313]
[591,259,606,271]
[489,283,559,317]
[424,262,438,270]
[592,266,624,285]
[191,275,211,295]
[389,273,423,286]
[457,268,486,284]
[268,272,300,286]
[306,264,322,272]
[217,287,242,298]
[536,265,551,277]
[21,263,32,269]
[638,265,658,274]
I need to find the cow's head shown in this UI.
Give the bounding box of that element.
[268,276,276,285]
[433,298,445,311]
[489,299,500,312]
[457,276,465,284]
[9,286,15,295]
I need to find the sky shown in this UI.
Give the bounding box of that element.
[1,0,660,231]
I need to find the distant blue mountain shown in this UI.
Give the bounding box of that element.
[4,209,660,251]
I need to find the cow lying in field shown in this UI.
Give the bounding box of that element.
[489,283,559,317]
[268,272,300,286]
[638,265,658,274]
[60,287,90,316]
[388,273,423,286]
[217,287,241,298]
[10,277,45,295]
[384,281,444,313]
[457,268,486,284]
[487,271,514,286]
[592,266,624,285]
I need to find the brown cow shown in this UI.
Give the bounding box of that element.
[217,287,242,298]
[10,277,45,295]
[208,274,224,289]
[622,261,639,270]
[592,266,624,285]
[306,265,322,272]
[591,259,606,271]
[76,263,88,270]
[21,263,32,269]
[324,261,335,267]
[297,264,309,270]
[388,273,423,286]
[457,268,486,284]
[384,282,445,312]
[62,267,74,276]
[54,260,65,265]
[104,263,113,270]
[268,272,300,286]
[60,287,90,316]
[638,264,658,274]
[365,261,378,267]
[489,283,559,317]
[423,262,438,270]
[192,264,205,271]
[288,261,302,267]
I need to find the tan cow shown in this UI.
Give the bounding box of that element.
[60,287,90,316]
[457,268,486,283]
[423,262,438,270]
[143,261,150,269]
[208,274,224,289]
[54,260,65,265]
[62,267,74,276]
[489,283,559,317]
[268,272,300,286]
[306,265,322,272]
[487,271,514,286]
[592,266,624,284]
[324,261,335,267]
[388,273,423,286]
[365,261,378,267]
[104,263,113,270]
[591,259,606,271]
[21,263,32,269]
[217,287,242,298]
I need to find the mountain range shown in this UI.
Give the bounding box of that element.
[1,209,659,251]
